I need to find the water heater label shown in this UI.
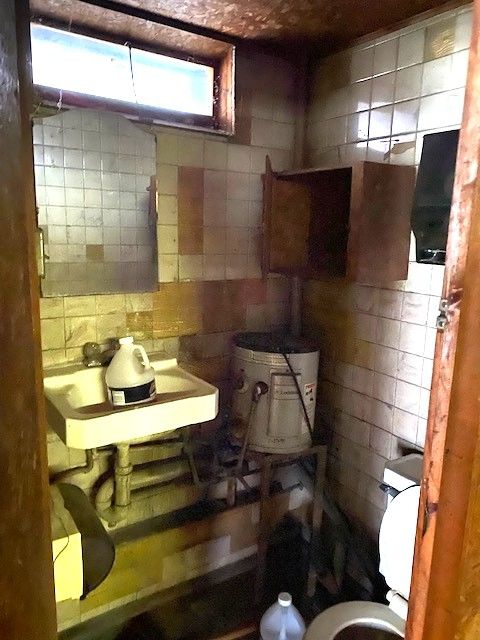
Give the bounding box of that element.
[304,382,316,403]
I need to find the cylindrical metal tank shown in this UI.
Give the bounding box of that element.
[232,332,319,454]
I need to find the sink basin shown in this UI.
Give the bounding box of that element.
[44,357,219,449]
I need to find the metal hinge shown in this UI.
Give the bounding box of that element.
[436,298,449,331]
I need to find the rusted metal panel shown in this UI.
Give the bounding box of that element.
[405,2,480,639]
[0,0,56,637]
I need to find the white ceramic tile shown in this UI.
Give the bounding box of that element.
[348,80,372,113]
[350,47,374,82]
[374,344,398,377]
[227,172,250,200]
[401,292,429,324]
[416,417,428,448]
[373,39,398,76]
[392,99,420,135]
[454,9,473,52]
[421,357,433,389]
[372,372,396,404]
[371,73,395,108]
[397,351,423,385]
[377,289,403,319]
[226,200,250,227]
[398,322,426,356]
[424,327,437,358]
[204,140,228,170]
[392,407,418,441]
[395,65,423,102]
[427,296,441,328]
[421,56,453,96]
[405,262,432,294]
[347,111,370,142]
[227,145,251,172]
[418,89,465,130]
[376,317,401,349]
[395,379,421,415]
[397,29,426,69]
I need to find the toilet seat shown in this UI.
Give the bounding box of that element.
[304,601,405,639]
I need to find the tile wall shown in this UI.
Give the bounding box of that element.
[35,110,157,296]
[39,50,298,369]
[304,4,472,533]
[40,49,297,535]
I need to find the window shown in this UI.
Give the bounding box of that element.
[31,23,215,121]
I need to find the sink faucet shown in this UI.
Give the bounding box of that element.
[83,341,118,368]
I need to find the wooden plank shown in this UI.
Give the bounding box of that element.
[0,1,57,637]
[405,3,480,639]
[347,161,415,284]
[262,156,311,275]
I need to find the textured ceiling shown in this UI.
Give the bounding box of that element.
[31,0,466,58]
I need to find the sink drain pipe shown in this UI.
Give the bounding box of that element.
[114,443,133,508]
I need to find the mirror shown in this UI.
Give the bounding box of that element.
[33,109,157,296]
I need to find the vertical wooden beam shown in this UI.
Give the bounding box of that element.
[406,2,480,639]
[0,0,57,637]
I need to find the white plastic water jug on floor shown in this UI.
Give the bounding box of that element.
[260,592,306,640]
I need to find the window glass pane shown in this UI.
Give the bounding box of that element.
[30,24,214,117]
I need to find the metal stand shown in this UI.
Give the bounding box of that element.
[240,444,327,603]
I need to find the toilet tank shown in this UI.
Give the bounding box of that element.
[232,332,319,454]
[383,453,423,492]
[379,454,423,600]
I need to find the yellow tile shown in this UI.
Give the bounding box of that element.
[126,311,153,340]
[65,316,97,348]
[42,349,66,368]
[40,297,64,319]
[425,17,455,61]
[64,295,96,317]
[41,317,65,350]
[125,293,153,312]
[96,312,127,342]
[95,294,126,315]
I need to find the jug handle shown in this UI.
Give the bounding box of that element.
[133,345,151,369]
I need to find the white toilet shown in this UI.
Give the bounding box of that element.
[305,454,423,640]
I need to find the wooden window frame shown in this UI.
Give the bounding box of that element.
[31,19,235,135]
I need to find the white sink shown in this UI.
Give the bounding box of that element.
[44,357,219,449]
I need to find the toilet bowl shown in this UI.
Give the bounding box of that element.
[305,601,404,639]
[305,454,423,640]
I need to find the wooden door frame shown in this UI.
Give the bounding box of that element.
[0,0,57,637]
[406,1,480,639]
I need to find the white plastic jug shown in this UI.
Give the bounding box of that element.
[105,336,156,407]
[260,592,306,640]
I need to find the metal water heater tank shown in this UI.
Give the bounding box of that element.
[232,332,319,454]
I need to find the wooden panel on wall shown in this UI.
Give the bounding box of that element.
[347,161,415,284]
[262,157,311,274]
[0,1,56,637]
